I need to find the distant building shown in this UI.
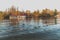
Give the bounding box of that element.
[17,12,26,21]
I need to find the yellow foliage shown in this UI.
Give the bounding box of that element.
[0,12,4,20]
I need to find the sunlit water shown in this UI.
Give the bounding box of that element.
[0,17,60,40]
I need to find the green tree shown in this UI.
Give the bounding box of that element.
[54,9,57,24]
[54,9,57,16]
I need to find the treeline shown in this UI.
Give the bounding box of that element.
[0,7,58,20]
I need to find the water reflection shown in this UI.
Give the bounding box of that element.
[0,17,58,37]
[42,17,57,26]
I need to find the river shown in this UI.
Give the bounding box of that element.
[0,17,60,40]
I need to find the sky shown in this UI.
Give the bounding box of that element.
[0,0,60,11]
